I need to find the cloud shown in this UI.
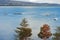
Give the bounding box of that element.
[12,0,60,4]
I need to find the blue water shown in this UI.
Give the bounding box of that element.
[0,6,60,40]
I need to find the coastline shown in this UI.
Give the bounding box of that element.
[0,6,60,8]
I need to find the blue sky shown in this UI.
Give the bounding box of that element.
[0,6,60,40]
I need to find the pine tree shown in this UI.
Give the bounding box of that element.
[53,27,60,40]
[38,24,52,40]
[15,18,32,40]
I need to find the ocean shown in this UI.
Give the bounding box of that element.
[0,6,60,40]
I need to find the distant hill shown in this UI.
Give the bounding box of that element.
[0,1,60,6]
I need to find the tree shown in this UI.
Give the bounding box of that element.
[38,24,52,40]
[53,27,60,40]
[15,18,32,40]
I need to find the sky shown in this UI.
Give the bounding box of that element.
[0,0,60,4]
[0,6,60,40]
[12,0,60,4]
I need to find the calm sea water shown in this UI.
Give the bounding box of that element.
[0,6,60,40]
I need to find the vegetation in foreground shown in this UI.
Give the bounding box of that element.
[15,18,60,40]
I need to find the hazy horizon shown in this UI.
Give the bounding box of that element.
[0,0,60,4]
[12,0,60,4]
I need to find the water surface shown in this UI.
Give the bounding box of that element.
[0,6,60,40]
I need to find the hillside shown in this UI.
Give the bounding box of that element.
[0,1,60,6]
